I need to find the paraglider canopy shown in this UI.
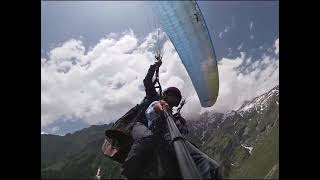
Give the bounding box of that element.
[150,1,219,107]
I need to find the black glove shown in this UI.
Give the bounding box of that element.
[154,59,162,67]
[155,54,162,61]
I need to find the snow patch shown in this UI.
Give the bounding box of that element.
[200,130,207,141]
[95,167,101,180]
[255,95,265,104]
[241,144,253,154]
[270,89,279,95]
[260,93,274,107]
[276,101,279,105]
[239,103,254,113]
[222,111,236,120]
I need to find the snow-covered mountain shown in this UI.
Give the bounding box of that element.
[41,85,279,179]
[238,85,279,117]
[186,85,279,178]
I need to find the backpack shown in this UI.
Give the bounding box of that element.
[103,96,158,163]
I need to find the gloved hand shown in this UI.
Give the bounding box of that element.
[155,54,162,61]
[154,55,163,67]
[154,60,162,67]
[154,100,169,113]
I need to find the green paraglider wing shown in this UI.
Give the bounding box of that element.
[151,1,219,107]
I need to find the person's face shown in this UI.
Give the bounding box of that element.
[164,92,180,107]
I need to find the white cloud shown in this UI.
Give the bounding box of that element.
[207,38,279,113]
[228,48,232,56]
[41,29,198,128]
[218,26,231,39]
[41,29,279,128]
[237,42,244,51]
[274,38,279,55]
[50,126,60,132]
[224,26,230,33]
[249,21,253,30]
[41,131,48,135]
[49,39,85,65]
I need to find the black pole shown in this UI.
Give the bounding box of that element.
[164,111,202,179]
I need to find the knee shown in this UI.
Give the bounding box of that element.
[131,123,153,141]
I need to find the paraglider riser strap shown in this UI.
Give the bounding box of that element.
[171,136,186,144]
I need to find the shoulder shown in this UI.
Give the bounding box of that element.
[141,96,159,107]
[146,101,160,112]
[150,100,160,107]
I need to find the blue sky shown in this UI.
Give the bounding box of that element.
[41,1,279,136]
[41,1,278,60]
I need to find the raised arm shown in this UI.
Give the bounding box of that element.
[143,59,162,98]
